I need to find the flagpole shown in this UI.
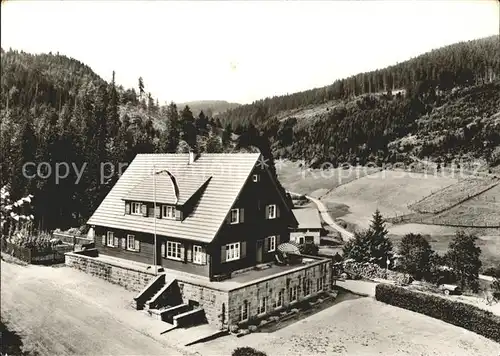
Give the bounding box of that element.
[153,164,157,275]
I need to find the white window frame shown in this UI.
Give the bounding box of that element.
[162,205,175,219]
[226,242,240,261]
[266,235,276,252]
[252,174,260,182]
[193,245,203,264]
[106,231,114,247]
[127,234,138,251]
[230,208,240,224]
[317,277,324,291]
[258,296,268,315]
[131,202,142,215]
[289,285,298,303]
[166,241,182,261]
[267,204,277,219]
[277,289,284,308]
[240,301,249,322]
[304,279,312,296]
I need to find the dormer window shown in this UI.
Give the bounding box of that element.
[131,202,142,215]
[162,205,175,219]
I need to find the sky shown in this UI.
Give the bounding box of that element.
[1,1,498,104]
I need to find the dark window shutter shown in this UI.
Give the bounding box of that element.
[155,206,161,219]
[276,234,281,246]
[240,208,245,223]
[277,205,281,218]
[125,202,131,215]
[226,211,231,224]
[114,236,119,247]
[175,209,182,220]
[101,235,106,245]
[202,247,207,265]
[241,241,247,258]
[221,245,226,263]
[264,237,269,252]
[187,244,192,262]
[142,204,148,217]
[161,242,166,257]
[121,237,126,249]
[265,205,270,219]
[180,244,185,262]
[135,239,140,252]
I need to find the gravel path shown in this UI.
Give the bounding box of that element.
[1,260,195,356]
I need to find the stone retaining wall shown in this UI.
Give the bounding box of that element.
[65,252,154,292]
[177,281,229,329]
[227,259,332,327]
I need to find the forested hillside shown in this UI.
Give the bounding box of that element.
[0,49,239,231]
[1,36,499,231]
[220,36,500,167]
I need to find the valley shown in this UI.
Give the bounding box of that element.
[278,162,500,270]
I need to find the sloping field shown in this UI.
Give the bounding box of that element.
[197,296,500,356]
[409,177,499,214]
[321,170,458,230]
[278,161,380,197]
[425,184,500,227]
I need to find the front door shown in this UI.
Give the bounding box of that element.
[256,239,263,263]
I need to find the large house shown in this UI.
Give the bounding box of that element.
[88,152,298,280]
[78,152,333,329]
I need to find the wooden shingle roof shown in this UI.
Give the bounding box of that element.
[87,153,261,243]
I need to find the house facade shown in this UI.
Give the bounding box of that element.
[88,152,298,281]
[290,208,322,245]
[79,152,333,329]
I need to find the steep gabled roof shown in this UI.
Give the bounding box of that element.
[87,153,261,243]
[125,171,211,205]
[292,208,322,230]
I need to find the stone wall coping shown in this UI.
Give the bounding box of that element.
[65,252,331,293]
[65,251,156,276]
[228,257,330,293]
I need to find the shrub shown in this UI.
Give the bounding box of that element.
[229,325,239,333]
[375,283,500,342]
[299,242,319,256]
[248,325,257,332]
[483,266,500,278]
[492,277,500,299]
[232,347,267,356]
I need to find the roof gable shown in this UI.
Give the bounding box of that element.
[87,153,261,243]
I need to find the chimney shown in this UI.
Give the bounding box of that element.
[188,150,198,164]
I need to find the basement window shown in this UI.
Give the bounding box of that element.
[289,285,298,303]
[240,300,249,322]
[258,296,268,315]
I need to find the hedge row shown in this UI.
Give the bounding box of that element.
[375,283,500,343]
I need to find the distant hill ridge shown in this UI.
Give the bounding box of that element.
[176,100,241,117]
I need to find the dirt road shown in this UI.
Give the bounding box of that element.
[1,261,194,356]
[305,195,355,241]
